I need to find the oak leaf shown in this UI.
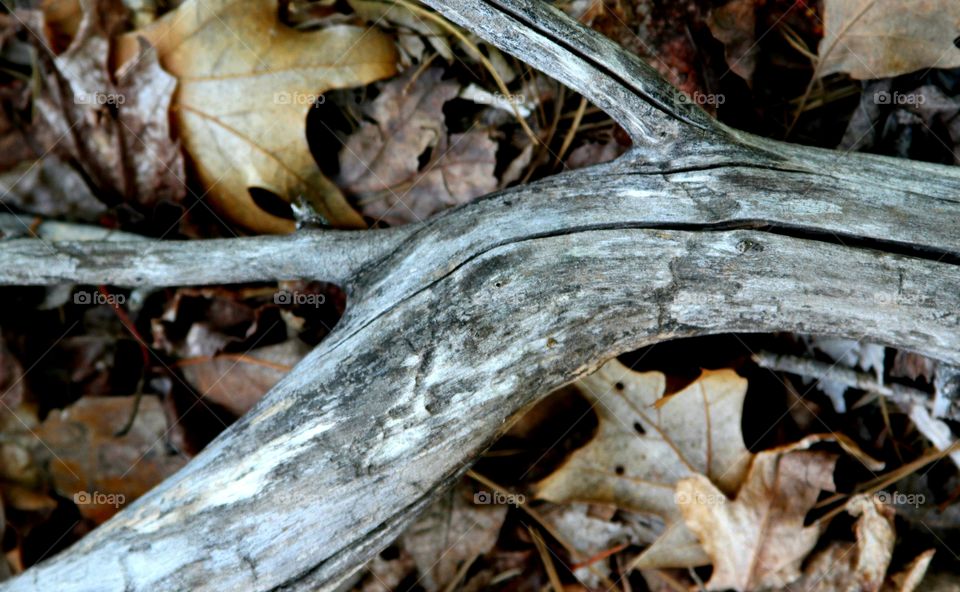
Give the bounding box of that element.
[117,0,398,233]
[534,359,753,569]
[818,0,960,80]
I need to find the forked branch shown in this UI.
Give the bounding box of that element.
[1,0,959,590]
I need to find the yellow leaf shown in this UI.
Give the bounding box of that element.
[117,0,398,233]
[534,359,753,569]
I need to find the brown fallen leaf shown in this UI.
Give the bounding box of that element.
[13,0,186,214]
[181,339,309,415]
[117,0,397,233]
[338,67,498,225]
[788,494,933,592]
[817,0,960,80]
[36,395,186,524]
[535,359,753,569]
[707,0,757,84]
[401,481,507,592]
[676,437,838,591]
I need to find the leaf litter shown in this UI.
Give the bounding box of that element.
[1,0,960,588]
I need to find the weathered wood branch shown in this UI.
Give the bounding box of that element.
[2,0,959,590]
[0,214,412,287]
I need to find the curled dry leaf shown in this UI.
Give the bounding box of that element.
[676,437,838,591]
[707,0,757,84]
[116,0,398,233]
[790,494,933,592]
[16,0,185,212]
[338,68,497,225]
[818,0,960,80]
[534,359,753,569]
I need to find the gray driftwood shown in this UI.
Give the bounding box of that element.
[1,0,959,589]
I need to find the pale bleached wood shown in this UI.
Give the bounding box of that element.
[1,0,959,590]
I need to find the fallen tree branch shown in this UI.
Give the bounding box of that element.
[751,351,933,412]
[1,0,960,590]
[0,215,413,287]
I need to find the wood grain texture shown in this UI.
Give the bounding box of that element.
[1,0,959,590]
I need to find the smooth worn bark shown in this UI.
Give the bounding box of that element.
[2,0,959,590]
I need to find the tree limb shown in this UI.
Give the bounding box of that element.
[1,0,959,590]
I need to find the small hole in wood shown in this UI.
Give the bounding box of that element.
[634,422,646,435]
[615,465,625,476]
[615,381,625,391]
[954,35,960,49]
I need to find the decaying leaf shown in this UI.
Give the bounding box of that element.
[14,0,185,213]
[790,494,933,592]
[539,502,661,587]
[36,395,186,524]
[676,437,838,591]
[0,157,106,222]
[117,0,398,233]
[182,339,309,415]
[818,0,960,80]
[401,481,507,592]
[535,359,753,568]
[707,0,757,84]
[338,68,497,225]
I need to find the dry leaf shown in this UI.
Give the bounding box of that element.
[818,0,960,80]
[117,0,398,233]
[707,0,757,84]
[791,494,894,592]
[676,438,838,591]
[540,502,661,587]
[535,359,753,569]
[401,481,507,592]
[790,494,934,592]
[15,0,185,212]
[0,157,106,222]
[884,550,936,592]
[37,395,186,524]
[338,68,497,225]
[182,339,309,415]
